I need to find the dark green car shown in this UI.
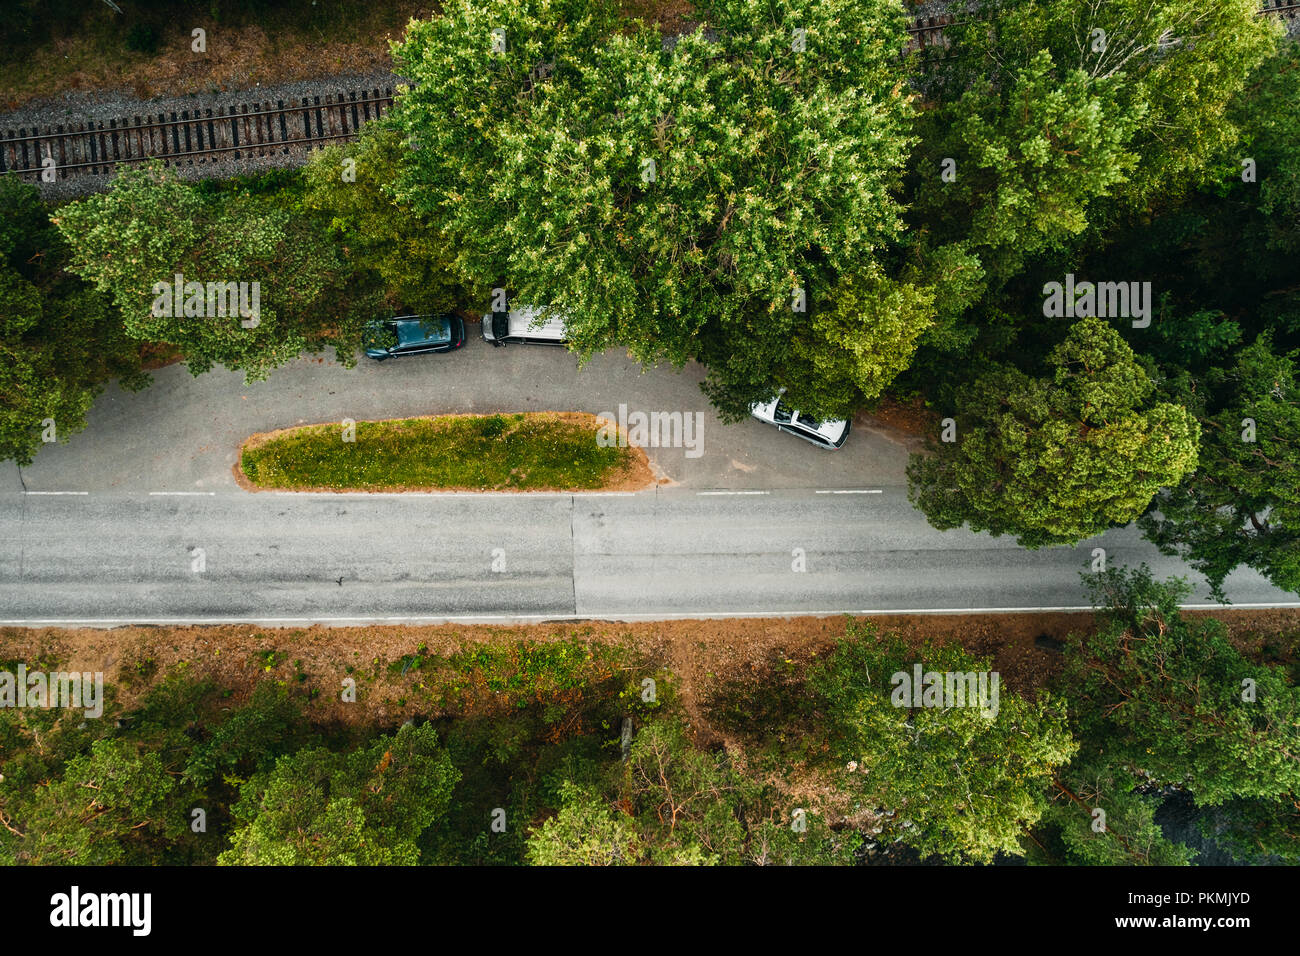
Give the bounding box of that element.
[363,314,466,361]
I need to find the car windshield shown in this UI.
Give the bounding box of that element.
[773,400,793,424]
[492,314,509,340]
[396,317,451,347]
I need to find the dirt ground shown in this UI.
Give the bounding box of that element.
[2,1,699,110]
[865,395,937,439]
[4,607,1295,734]
[2,9,423,110]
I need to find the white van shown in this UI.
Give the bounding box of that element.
[482,306,568,347]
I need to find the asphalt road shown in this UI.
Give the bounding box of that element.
[2,331,1297,623]
[5,329,911,494]
[1,487,1296,624]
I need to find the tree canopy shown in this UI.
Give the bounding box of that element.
[908,316,1200,547]
[391,0,928,419]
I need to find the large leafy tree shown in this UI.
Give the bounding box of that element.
[809,625,1076,864]
[0,175,147,466]
[391,0,926,419]
[301,127,474,314]
[526,718,857,865]
[219,723,458,865]
[1066,566,1300,806]
[908,316,1200,547]
[1037,756,1194,866]
[919,0,1280,210]
[907,0,1279,348]
[912,50,1138,288]
[54,163,359,382]
[525,782,642,865]
[1140,338,1300,598]
[2,740,180,866]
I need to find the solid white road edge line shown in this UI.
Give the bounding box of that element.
[5,603,1300,626]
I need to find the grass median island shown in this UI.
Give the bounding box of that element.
[237,411,651,492]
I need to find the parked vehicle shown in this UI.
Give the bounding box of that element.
[363,314,465,360]
[482,306,567,347]
[750,393,850,449]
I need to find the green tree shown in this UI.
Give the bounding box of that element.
[913,50,1137,286]
[1200,795,1300,864]
[391,0,926,420]
[183,681,315,786]
[2,740,177,865]
[54,163,359,382]
[1038,757,1193,866]
[1067,566,1300,805]
[906,0,1279,352]
[301,126,473,314]
[525,782,642,865]
[1140,338,1300,598]
[219,723,458,865]
[809,624,1076,864]
[923,0,1279,211]
[0,175,147,465]
[908,316,1200,547]
[782,272,936,419]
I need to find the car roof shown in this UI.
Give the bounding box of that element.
[394,315,452,346]
[791,411,849,443]
[751,395,848,442]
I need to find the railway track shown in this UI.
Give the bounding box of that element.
[0,88,394,184]
[905,13,962,53]
[3,0,1296,187]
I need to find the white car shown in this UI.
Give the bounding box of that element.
[750,394,850,449]
[482,305,568,346]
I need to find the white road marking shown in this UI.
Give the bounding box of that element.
[23,491,88,496]
[149,492,216,496]
[815,489,883,494]
[697,490,769,496]
[6,603,1299,626]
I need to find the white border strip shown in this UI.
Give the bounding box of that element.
[23,491,88,496]
[4,603,1299,626]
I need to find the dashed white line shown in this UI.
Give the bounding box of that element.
[815,489,883,495]
[23,491,88,496]
[149,492,217,496]
[697,490,770,496]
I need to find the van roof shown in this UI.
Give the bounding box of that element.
[507,306,567,337]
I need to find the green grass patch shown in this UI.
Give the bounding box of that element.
[239,412,642,492]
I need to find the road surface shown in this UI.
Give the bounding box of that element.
[3,333,1296,624]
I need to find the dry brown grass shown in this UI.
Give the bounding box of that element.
[2,6,428,110]
[4,606,1295,733]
